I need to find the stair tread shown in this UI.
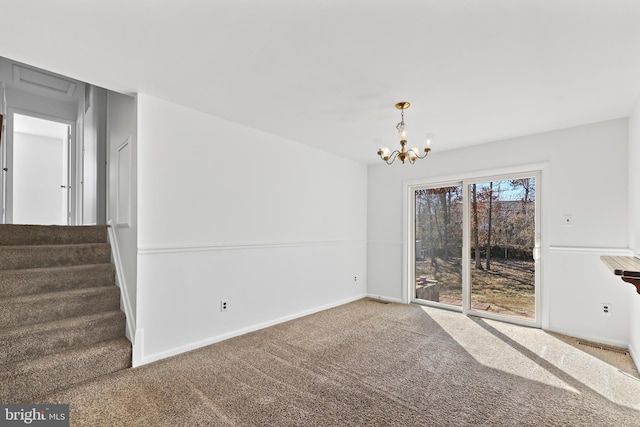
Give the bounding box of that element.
[0,224,108,245]
[0,309,124,337]
[0,264,115,294]
[0,242,110,248]
[0,310,126,366]
[0,285,121,330]
[1,337,132,403]
[0,243,111,269]
[0,284,120,305]
[0,243,111,255]
[0,263,113,274]
[3,337,131,370]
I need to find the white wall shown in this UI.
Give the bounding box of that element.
[368,119,630,346]
[629,101,640,254]
[82,86,107,225]
[82,96,97,224]
[628,99,640,365]
[134,94,367,365]
[107,91,137,342]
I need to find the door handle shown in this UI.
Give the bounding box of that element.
[60,185,66,188]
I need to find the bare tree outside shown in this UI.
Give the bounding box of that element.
[470,178,536,319]
[415,178,536,319]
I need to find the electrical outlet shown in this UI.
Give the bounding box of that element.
[354,276,357,282]
[601,303,611,315]
[220,300,229,312]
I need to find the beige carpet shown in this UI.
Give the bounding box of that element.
[37,299,640,426]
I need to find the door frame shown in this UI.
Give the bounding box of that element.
[2,108,76,224]
[404,163,547,328]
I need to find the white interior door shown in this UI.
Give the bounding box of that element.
[8,112,71,225]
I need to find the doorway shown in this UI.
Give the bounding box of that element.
[3,112,73,225]
[411,172,540,327]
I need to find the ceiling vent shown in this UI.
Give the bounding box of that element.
[12,64,77,96]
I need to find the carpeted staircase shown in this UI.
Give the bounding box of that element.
[0,224,131,403]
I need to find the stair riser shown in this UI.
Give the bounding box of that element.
[0,225,108,245]
[0,311,126,365]
[0,287,121,329]
[0,338,132,403]
[0,244,111,270]
[0,264,115,298]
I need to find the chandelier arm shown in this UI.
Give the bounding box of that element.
[384,150,401,165]
[416,148,432,160]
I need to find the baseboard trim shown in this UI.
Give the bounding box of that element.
[366,294,404,304]
[545,325,629,350]
[136,294,367,367]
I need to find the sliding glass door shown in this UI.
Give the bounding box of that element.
[414,184,463,307]
[411,172,540,327]
[467,177,538,321]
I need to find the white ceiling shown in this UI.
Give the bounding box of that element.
[1,0,639,164]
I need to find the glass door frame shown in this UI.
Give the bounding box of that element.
[406,168,542,329]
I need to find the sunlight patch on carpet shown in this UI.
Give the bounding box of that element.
[420,305,640,410]
[419,306,579,393]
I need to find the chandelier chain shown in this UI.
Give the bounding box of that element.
[396,108,405,133]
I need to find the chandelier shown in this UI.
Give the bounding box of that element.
[377,102,432,164]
